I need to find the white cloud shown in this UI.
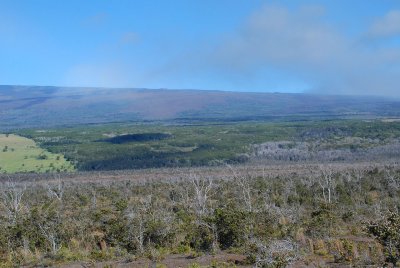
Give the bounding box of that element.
[368,10,400,38]
[203,5,400,96]
[64,5,400,97]
[214,5,346,70]
[63,62,135,88]
[120,32,140,45]
[83,13,108,28]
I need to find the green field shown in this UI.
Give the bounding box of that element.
[0,134,75,173]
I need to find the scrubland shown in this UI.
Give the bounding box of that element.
[0,162,399,267]
[1,120,400,267]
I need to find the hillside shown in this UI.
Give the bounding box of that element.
[1,85,400,129]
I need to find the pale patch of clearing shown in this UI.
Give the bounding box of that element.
[382,118,400,122]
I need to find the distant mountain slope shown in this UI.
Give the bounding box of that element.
[1,85,400,129]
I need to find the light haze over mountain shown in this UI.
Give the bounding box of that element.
[1,85,400,130]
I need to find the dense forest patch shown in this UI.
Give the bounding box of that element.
[11,120,400,172]
[98,133,172,144]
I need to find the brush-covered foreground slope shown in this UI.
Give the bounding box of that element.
[1,85,400,129]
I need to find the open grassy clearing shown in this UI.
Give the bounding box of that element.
[0,134,75,173]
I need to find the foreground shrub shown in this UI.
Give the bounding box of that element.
[367,211,400,267]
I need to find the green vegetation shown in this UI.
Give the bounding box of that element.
[367,212,400,266]
[14,120,400,171]
[17,122,293,170]
[0,119,399,266]
[0,163,398,267]
[0,134,75,173]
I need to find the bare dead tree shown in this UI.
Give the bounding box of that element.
[318,165,336,204]
[39,223,62,255]
[47,175,65,203]
[190,173,214,217]
[188,173,220,252]
[0,180,26,224]
[126,195,152,254]
[346,167,365,194]
[227,165,253,212]
[384,166,400,190]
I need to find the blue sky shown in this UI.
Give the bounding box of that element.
[0,0,399,95]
